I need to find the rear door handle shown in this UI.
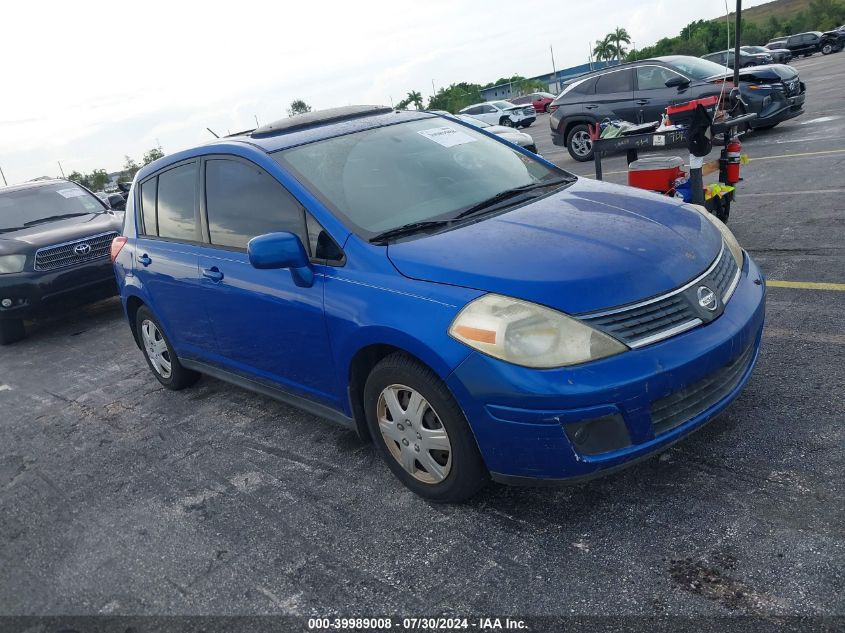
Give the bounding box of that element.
[202,267,224,282]
[585,104,599,110]
[636,99,650,105]
[137,254,151,266]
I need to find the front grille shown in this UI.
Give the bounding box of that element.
[650,343,755,435]
[34,232,118,271]
[583,293,698,345]
[579,243,741,348]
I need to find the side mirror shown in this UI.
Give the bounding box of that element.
[665,76,690,89]
[247,231,314,287]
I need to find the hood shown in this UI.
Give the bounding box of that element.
[0,212,124,253]
[386,179,723,314]
[738,63,798,81]
[496,131,532,146]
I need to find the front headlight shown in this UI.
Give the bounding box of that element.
[448,294,628,368]
[0,255,26,274]
[688,204,743,268]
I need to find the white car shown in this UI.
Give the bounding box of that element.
[454,114,538,153]
[458,100,536,128]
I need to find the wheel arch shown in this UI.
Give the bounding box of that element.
[125,293,146,349]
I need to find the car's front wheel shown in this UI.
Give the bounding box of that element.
[136,306,200,390]
[363,353,488,502]
[499,117,514,127]
[821,43,833,55]
[567,123,594,162]
[0,319,26,345]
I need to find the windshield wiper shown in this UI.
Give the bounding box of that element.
[369,220,452,244]
[452,177,574,221]
[22,213,90,227]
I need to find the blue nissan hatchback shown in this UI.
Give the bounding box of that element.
[112,105,765,502]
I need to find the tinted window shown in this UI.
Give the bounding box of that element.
[140,178,157,235]
[305,213,343,263]
[482,104,497,113]
[637,66,683,90]
[595,69,632,94]
[205,159,305,249]
[156,163,197,241]
[0,182,105,231]
[570,76,597,95]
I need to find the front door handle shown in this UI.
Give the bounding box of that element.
[202,267,224,282]
[636,99,650,105]
[137,254,151,266]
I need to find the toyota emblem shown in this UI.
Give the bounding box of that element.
[74,243,92,256]
[697,286,718,312]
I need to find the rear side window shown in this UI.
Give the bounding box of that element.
[204,159,305,249]
[569,76,597,95]
[140,179,157,235]
[156,163,198,241]
[595,70,633,94]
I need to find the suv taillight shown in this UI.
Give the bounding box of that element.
[110,236,128,262]
[548,104,559,113]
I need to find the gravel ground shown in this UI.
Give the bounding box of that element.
[1,52,843,629]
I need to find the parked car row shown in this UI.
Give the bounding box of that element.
[458,100,536,128]
[548,55,806,161]
[767,30,845,56]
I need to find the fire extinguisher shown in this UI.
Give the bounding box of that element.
[725,137,742,185]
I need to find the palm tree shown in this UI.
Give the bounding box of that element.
[407,90,424,110]
[609,26,632,64]
[592,36,615,63]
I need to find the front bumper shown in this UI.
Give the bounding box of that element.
[446,254,766,482]
[0,259,117,321]
[749,88,805,128]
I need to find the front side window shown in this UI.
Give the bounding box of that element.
[156,163,198,241]
[204,159,305,249]
[275,118,567,238]
[637,66,683,90]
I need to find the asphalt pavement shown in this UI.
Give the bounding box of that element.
[0,54,843,626]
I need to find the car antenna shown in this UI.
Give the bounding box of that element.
[206,127,220,138]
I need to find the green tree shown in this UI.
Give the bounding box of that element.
[609,26,632,63]
[593,36,615,63]
[142,147,164,166]
[427,82,483,113]
[119,155,140,181]
[88,169,110,192]
[407,90,424,110]
[67,170,91,189]
[287,99,312,117]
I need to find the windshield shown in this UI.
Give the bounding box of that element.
[275,118,567,237]
[657,55,730,80]
[456,114,491,128]
[0,182,105,231]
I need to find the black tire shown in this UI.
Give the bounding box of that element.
[0,319,26,345]
[363,352,488,503]
[135,306,200,390]
[521,121,533,128]
[543,103,550,113]
[821,44,833,55]
[566,123,594,162]
[499,117,514,127]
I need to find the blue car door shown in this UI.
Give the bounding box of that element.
[196,156,339,407]
[134,161,213,355]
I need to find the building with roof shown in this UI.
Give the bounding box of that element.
[479,61,613,101]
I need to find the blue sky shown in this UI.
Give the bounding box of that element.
[0,0,770,183]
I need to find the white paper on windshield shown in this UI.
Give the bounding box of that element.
[417,127,477,148]
[56,188,86,198]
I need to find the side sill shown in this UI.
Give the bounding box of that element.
[181,359,356,431]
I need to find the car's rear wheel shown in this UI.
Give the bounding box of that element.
[567,124,594,162]
[0,319,26,345]
[136,306,200,390]
[544,103,550,113]
[363,352,488,502]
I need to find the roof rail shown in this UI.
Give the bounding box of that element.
[250,105,394,138]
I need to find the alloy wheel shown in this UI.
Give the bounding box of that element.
[377,384,452,484]
[141,319,172,379]
[571,130,593,157]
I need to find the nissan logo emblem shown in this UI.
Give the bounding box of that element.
[697,286,718,312]
[74,243,92,256]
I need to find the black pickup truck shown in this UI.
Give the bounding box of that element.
[0,179,124,344]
